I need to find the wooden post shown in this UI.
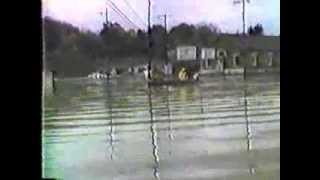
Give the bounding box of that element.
[52,71,56,92]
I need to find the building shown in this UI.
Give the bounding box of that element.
[167,34,280,73]
[214,34,280,69]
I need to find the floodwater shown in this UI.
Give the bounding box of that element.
[42,74,280,180]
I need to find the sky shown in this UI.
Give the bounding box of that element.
[42,0,280,35]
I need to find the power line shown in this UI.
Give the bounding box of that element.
[106,0,142,30]
[122,0,147,29]
[107,5,137,29]
[106,1,139,29]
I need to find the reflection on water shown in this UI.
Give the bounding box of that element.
[43,75,280,180]
[106,83,115,161]
[147,86,160,179]
[244,88,255,175]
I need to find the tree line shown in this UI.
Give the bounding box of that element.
[44,16,264,77]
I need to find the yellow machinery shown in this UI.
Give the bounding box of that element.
[178,68,189,81]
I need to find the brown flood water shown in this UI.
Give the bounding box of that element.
[42,74,280,180]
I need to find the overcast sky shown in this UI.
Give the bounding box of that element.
[43,0,280,35]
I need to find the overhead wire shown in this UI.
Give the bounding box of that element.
[106,0,142,30]
[122,0,148,29]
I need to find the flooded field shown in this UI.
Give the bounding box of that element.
[42,74,280,180]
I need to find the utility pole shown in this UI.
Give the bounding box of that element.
[242,0,246,35]
[147,0,152,80]
[100,7,109,27]
[159,14,167,33]
[159,14,168,63]
[105,7,109,25]
[233,0,249,35]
